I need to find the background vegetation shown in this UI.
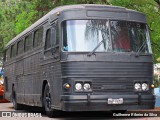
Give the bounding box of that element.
[154,75,160,88]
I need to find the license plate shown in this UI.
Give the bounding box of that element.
[108,98,123,104]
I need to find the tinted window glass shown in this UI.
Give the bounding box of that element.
[34,28,43,47]
[128,22,148,53]
[11,44,17,58]
[63,20,110,52]
[17,40,24,55]
[51,28,56,46]
[25,34,32,52]
[111,21,131,52]
[5,48,10,61]
[63,20,151,54]
[55,25,58,45]
[111,21,150,53]
[45,29,51,50]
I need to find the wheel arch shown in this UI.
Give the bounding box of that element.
[42,80,50,106]
[12,83,15,91]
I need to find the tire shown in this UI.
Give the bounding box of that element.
[43,84,55,117]
[12,86,23,110]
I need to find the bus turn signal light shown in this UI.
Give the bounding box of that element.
[64,83,71,89]
[151,84,154,89]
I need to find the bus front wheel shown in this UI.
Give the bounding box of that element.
[43,84,55,117]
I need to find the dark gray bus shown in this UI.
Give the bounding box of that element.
[3,4,155,117]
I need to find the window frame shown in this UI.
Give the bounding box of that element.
[5,48,11,61]
[45,28,51,51]
[44,25,56,57]
[17,40,24,55]
[11,44,17,58]
[33,27,43,48]
[44,26,56,52]
[24,34,33,52]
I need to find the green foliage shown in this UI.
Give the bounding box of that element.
[0,0,27,44]
[154,75,160,87]
[15,3,38,34]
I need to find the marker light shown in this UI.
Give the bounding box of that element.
[56,12,60,16]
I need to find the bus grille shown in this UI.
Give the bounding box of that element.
[92,79,134,93]
[61,61,152,93]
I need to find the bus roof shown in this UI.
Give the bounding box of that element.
[5,4,146,48]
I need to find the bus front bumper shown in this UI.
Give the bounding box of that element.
[60,94,155,111]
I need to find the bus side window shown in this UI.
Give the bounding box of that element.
[17,40,24,55]
[34,28,43,48]
[44,27,57,57]
[25,34,32,52]
[45,29,51,50]
[51,27,56,46]
[55,24,58,45]
[5,48,10,61]
[11,44,17,58]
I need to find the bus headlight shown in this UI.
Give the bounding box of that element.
[134,83,141,91]
[83,83,91,91]
[75,83,82,91]
[142,83,148,91]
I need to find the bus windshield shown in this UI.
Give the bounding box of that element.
[63,20,152,53]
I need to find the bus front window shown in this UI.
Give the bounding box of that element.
[111,21,152,53]
[63,20,152,54]
[63,20,111,52]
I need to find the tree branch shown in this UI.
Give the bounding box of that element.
[154,0,160,7]
[100,0,111,5]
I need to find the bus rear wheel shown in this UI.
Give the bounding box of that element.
[12,86,23,110]
[43,84,55,117]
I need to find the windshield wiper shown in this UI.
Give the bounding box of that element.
[135,40,147,57]
[87,39,105,56]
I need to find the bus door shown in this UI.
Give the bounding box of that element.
[42,25,56,82]
[41,23,60,106]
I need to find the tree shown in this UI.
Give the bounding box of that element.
[15,2,38,34]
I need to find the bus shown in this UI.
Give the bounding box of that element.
[3,4,155,117]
